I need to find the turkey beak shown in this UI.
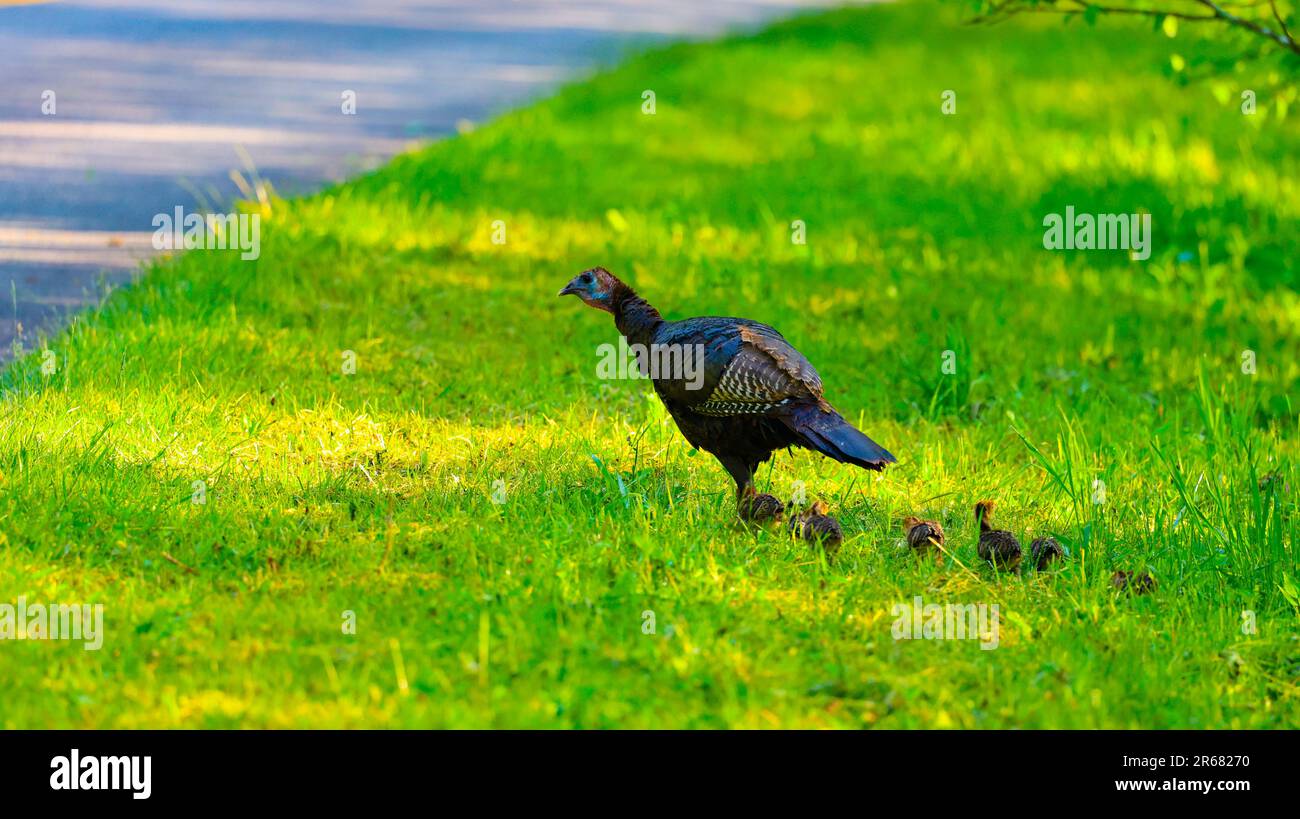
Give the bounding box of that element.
[558,278,581,298]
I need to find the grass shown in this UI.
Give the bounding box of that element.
[0,0,1296,728]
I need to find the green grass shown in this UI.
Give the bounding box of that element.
[1,0,1297,728]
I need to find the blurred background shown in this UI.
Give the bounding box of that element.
[0,0,859,354]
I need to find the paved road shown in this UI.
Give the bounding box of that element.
[0,0,850,356]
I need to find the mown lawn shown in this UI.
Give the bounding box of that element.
[1,0,1296,728]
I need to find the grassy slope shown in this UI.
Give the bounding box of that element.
[1,1,1297,728]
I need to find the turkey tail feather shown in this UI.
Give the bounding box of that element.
[781,403,896,471]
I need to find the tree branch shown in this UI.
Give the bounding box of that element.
[970,0,1300,57]
[1196,0,1299,53]
[1269,0,1296,43]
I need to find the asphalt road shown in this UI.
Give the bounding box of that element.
[0,0,846,356]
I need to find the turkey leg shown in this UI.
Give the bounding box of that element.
[718,454,783,522]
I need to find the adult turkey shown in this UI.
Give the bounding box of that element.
[559,267,895,521]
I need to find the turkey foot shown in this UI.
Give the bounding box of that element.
[738,486,783,522]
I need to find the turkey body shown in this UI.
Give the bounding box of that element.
[904,517,946,555]
[635,314,895,493]
[974,501,1022,571]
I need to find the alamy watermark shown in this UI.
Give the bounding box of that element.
[891,595,999,650]
[152,206,260,260]
[1043,207,1151,261]
[0,597,103,650]
[50,749,150,799]
[596,337,705,390]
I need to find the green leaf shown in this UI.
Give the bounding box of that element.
[1281,573,1300,612]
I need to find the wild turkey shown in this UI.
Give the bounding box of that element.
[739,486,784,522]
[788,498,844,556]
[559,267,895,521]
[1030,536,1065,571]
[903,516,945,558]
[974,500,1021,571]
[1111,570,1156,595]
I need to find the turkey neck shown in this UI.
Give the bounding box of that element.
[612,286,663,347]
